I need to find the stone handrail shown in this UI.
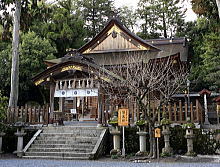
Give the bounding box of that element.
[90,128,108,159]
[23,129,42,153]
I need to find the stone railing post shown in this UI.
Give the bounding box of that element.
[0,132,6,153]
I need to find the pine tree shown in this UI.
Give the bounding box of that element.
[77,0,115,39]
[137,0,186,38]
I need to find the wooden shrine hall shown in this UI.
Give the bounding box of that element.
[32,18,193,126]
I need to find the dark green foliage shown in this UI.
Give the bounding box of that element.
[0,91,8,122]
[2,126,36,153]
[2,126,17,153]
[170,126,187,154]
[0,32,56,104]
[194,129,220,155]
[77,0,115,39]
[188,0,220,91]
[41,0,86,57]
[123,127,141,154]
[137,0,186,38]
[115,6,137,32]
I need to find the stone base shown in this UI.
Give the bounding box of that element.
[135,151,148,156]
[110,149,121,156]
[185,151,197,157]
[162,147,173,154]
[97,123,103,128]
[13,150,23,158]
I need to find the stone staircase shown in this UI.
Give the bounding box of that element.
[23,126,107,160]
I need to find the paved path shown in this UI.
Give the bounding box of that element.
[0,159,219,167]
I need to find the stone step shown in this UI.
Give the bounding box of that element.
[25,151,91,157]
[37,136,99,141]
[23,155,90,160]
[30,144,94,149]
[42,126,102,132]
[34,140,96,145]
[28,148,92,153]
[40,132,100,137]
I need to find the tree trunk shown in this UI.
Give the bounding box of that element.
[148,122,156,158]
[216,0,220,19]
[9,0,21,108]
[148,124,153,157]
[162,11,167,38]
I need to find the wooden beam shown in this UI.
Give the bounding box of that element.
[49,82,55,122]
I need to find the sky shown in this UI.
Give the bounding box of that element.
[114,0,197,22]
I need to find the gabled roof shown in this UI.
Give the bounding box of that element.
[145,38,187,46]
[32,53,124,86]
[78,18,161,54]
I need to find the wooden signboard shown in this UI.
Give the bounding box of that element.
[118,108,129,126]
[155,128,161,138]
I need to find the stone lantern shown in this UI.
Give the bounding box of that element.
[162,124,173,155]
[184,123,196,156]
[13,122,27,157]
[0,132,5,153]
[109,113,121,155]
[135,114,148,156]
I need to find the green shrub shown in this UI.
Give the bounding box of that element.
[111,154,118,159]
[170,126,187,154]
[0,91,8,122]
[194,129,220,155]
[123,127,144,154]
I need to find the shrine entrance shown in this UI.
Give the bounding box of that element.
[32,53,122,126]
[54,79,99,122]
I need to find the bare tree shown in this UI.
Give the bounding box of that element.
[100,52,188,158]
[9,0,21,108]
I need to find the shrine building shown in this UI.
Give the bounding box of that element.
[32,18,188,126]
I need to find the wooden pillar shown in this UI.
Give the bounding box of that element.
[190,102,194,122]
[179,100,182,122]
[196,99,199,122]
[184,102,188,121]
[49,82,55,122]
[97,90,103,127]
[73,97,77,120]
[174,103,177,122]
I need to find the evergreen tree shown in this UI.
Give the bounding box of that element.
[116,6,137,32]
[0,32,56,104]
[41,0,86,57]
[137,0,186,39]
[77,0,115,39]
[188,0,220,91]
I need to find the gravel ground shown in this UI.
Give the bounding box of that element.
[0,154,220,167]
[0,159,220,167]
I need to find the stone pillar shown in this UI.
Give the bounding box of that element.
[204,94,210,125]
[185,128,195,156]
[0,132,6,153]
[110,126,121,155]
[136,131,148,156]
[162,125,173,154]
[14,128,26,157]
